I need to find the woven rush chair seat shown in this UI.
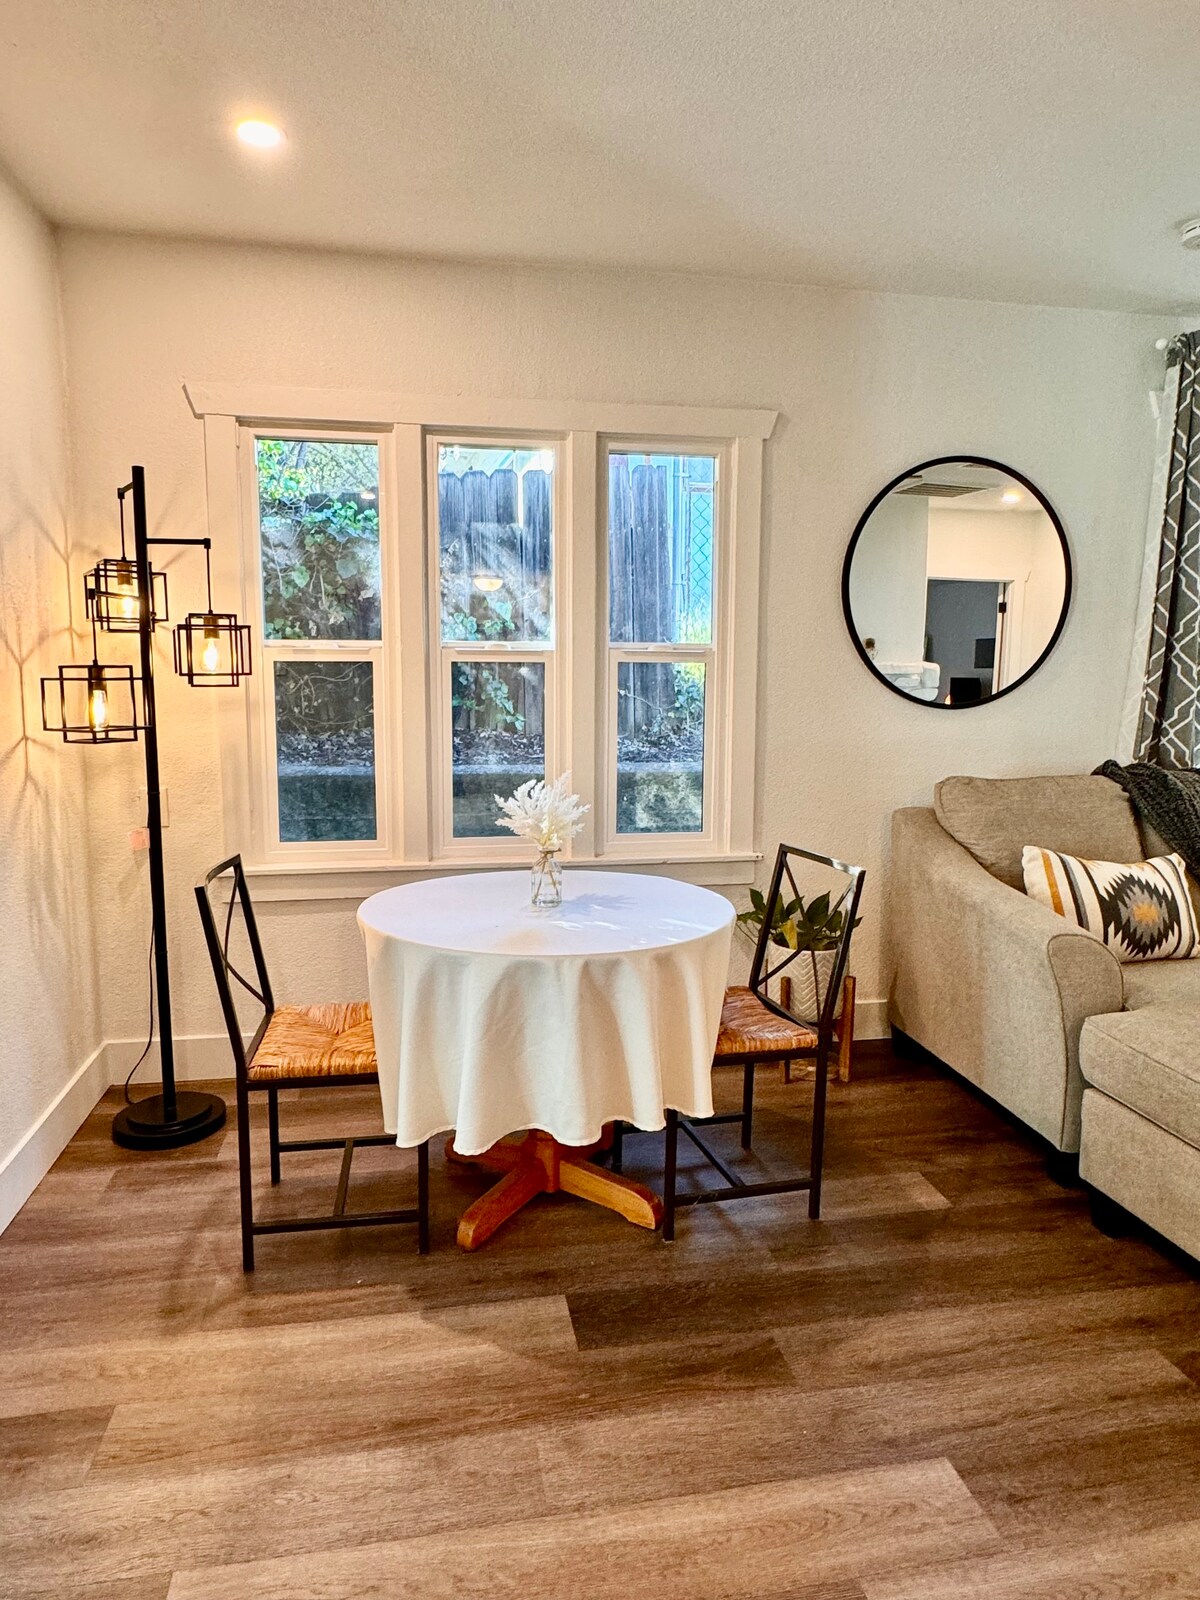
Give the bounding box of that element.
[249,1002,377,1082]
[716,986,818,1058]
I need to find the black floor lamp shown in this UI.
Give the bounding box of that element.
[42,466,252,1149]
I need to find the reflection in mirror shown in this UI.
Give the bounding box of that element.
[843,460,1070,707]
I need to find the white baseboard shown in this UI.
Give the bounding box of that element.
[103,1033,237,1088]
[856,998,889,1040]
[0,1034,237,1238]
[0,1042,111,1234]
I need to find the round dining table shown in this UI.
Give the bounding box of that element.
[358,868,734,1249]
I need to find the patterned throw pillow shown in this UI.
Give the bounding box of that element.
[1021,847,1199,962]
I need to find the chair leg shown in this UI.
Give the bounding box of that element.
[808,1042,831,1220]
[837,975,856,1084]
[741,1061,755,1150]
[417,1139,430,1255]
[267,1088,281,1185]
[662,1109,678,1242]
[611,1119,624,1174]
[236,1076,255,1272]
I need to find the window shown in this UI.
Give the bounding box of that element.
[201,389,770,884]
[607,449,717,840]
[431,441,559,854]
[248,431,391,858]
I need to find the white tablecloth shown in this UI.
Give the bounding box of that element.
[358,870,734,1154]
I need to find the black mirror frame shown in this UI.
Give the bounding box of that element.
[841,454,1073,711]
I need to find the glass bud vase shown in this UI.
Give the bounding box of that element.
[531,849,562,908]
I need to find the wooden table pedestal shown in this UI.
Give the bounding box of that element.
[447,1129,663,1250]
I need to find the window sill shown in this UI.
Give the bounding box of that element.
[244,854,761,903]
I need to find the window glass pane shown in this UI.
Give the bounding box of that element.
[438,445,553,643]
[616,661,705,834]
[609,452,715,645]
[274,661,376,842]
[257,438,381,641]
[451,660,545,838]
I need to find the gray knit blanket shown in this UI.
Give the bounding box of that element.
[1094,760,1200,875]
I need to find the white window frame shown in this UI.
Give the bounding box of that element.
[426,432,565,862]
[189,386,774,900]
[600,438,729,857]
[238,424,399,868]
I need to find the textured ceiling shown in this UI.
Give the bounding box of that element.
[1,0,1198,311]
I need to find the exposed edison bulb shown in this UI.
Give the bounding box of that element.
[115,561,138,619]
[473,573,504,593]
[202,631,222,674]
[88,677,109,733]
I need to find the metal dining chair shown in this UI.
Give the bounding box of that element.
[653,843,864,1240]
[196,854,429,1270]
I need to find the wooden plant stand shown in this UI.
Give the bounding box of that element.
[782,974,857,1085]
[447,1129,663,1250]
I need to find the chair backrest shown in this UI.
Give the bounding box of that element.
[195,855,275,1080]
[748,843,866,1041]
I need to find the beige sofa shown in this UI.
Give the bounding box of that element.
[890,774,1200,1258]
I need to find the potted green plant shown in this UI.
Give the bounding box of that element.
[737,888,860,1020]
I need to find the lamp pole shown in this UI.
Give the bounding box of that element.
[111,467,227,1150]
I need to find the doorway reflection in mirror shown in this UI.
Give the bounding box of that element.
[843,459,1069,709]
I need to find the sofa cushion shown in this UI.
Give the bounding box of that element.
[1080,1006,1200,1150]
[1120,957,1200,1010]
[934,774,1142,890]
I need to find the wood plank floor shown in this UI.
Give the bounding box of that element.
[3,1057,1200,1598]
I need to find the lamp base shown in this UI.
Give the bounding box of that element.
[111,1090,227,1151]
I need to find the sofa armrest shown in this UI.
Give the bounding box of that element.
[889,807,1123,1150]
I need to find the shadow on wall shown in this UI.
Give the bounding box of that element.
[0,459,99,1008]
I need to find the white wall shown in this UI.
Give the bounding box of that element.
[54,231,1175,1051]
[0,171,102,1227]
[846,494,930,663]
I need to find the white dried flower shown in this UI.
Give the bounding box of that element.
[494,772,589,854]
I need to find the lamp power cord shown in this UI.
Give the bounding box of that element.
[123,908,157,1104]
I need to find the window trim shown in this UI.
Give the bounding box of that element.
[192,386,774,894]
[600,437,728,856]
[426,431,565,861]
[237,424,397,868]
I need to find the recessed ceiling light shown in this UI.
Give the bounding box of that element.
[1001,490,1021,505]
[236,119,285,150]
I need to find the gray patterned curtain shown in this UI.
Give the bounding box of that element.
[1135,332,1200,766]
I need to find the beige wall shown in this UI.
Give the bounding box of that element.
[54,230,1174,1052]
[0,172,101,1223]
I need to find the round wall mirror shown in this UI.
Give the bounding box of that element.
[842,457,1071,708]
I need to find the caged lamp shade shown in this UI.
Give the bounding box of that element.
[41,658,142,744]
[85,555,169,632]
[85,490,167,633]
[173,610,253,687]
